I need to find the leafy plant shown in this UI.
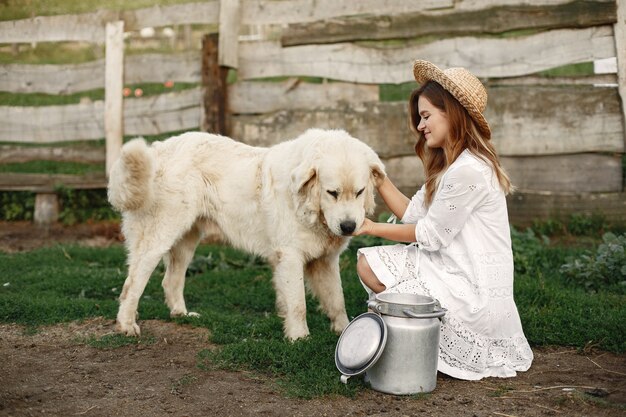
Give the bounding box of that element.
[0,191,34,220]
[560,232,626,293]
[55,187,118,225]
[510,227,551,275]
[566,213,608,236]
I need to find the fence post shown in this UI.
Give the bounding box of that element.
[201,33,229,135]
[615,0,626,156]
[105,20,125,176]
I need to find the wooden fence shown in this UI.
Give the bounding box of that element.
[0,0,624,225]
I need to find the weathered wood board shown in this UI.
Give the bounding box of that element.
[0,145,104,164]
[281,0,616,46]
[0,52,200,95]
[239,27,615,83]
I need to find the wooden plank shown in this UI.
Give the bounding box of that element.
[506,191,626,226]
[502,154,623,193]
[0,10,113,44]
[230,102,413,158]
[0,145,104,164]
[0,172,107,192]
[0,52,200,95]
[486,74,618,86]
[387,187,626,226]
[123,2,219,31]
[378,154,623,196]
[281,0,616,46]
[104,21,124,177]
[239,26,616,83]
[488,85,624,156]
[0,89,202,143]
[0,3,220,44]
[383,156,425,189]
[230,87,624,158]
[614,0,626,150]
[0,61,104,95]
[0,101,106,143]
[228,80,379,114]
[240,0,452,25]
[218,0,241,68]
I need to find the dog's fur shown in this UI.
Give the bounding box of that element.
[108,128,385,340]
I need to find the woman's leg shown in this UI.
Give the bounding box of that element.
[356,255,386,294]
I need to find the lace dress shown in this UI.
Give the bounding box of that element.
[358,150,533,380]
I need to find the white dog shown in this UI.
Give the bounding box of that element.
[108,128,385,340]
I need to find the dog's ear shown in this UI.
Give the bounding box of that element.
[291,162,317,195]
[365,160,386,215]
[370,162,386,188]
[291,162,321,224]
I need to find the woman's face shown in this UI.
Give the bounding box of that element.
[416,95,449,149]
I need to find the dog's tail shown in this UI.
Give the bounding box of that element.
[107,138,156,211]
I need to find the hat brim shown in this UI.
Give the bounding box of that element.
[413,60,491,139]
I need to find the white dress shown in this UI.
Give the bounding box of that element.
[358,149,533,380]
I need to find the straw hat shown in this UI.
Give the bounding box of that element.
[413,60,491,139]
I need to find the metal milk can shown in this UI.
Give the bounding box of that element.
[335,293,446,395]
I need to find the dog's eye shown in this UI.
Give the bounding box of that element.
[327,190,338,199]
[356,188,365,197]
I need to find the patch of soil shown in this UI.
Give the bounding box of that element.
[0,220,123,253]
[1,221,625,417]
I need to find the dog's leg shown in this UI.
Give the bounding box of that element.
[116,245,165,336]
[305,255,350,334]
[162,224,201,318]
[272,249,309,341]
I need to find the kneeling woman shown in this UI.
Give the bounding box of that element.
[354,60,533,380]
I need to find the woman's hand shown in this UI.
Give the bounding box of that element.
[353,218,375,236]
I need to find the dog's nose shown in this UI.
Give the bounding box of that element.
[340,220,357,235]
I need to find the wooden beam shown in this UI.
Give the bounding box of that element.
[218,0,240,68]
[614,0,626,151]
[239,27,616,83]
[201,34,229,135]
[104,21,124,177]
[0,52,200,95]
[281,0,617,46]
[0,145,104,164]
[506,191,626,226]
[0,172,107,192]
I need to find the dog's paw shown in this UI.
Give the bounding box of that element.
[331,315,350,334]
[116,320,141,337]
[284,326,310,342]
[170,309,200,318]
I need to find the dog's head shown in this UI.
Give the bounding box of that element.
[291,129,386,236]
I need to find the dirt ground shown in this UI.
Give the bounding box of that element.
[1,221,625,417]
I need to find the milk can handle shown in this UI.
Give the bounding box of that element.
[403,308,447,320]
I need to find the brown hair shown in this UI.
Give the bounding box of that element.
[408,81,513,206]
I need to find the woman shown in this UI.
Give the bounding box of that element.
[354,60,533,380]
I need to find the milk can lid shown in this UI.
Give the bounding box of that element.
[335,312,387,377]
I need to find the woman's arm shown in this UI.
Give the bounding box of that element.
[377,176,411,219]
[353,218,416,243]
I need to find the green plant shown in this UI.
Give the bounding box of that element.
[560,232,626,293]
[0,191,35,220]
[531,218,565,237]
[55,187,118,225]
[510,227,551,275]
[567,213,608,236]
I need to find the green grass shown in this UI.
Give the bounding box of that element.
[0,232,624,398]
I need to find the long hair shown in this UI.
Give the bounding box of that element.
[408,81,513,206]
